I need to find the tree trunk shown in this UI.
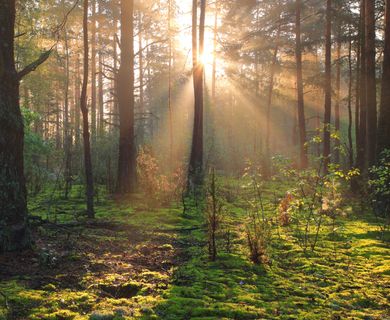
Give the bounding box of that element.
[139,12,145,144]
[211,0,218,103]
[265,24,281,161]
[75,55,81,147]
[378,0,390,154]
[91,0,97,143]
[348,34,354,168]
[365,0,377,166]
[188,0,206,188]
[63,23,72,199]
[117,0,136,194]
[323,0,332,171]
[295,0,308,169]
[168,0,174,167]
[80,0,95,218]
[334,28,342,164]
[356,0,367,172]
[0,0,30,252]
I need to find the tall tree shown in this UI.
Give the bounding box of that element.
[80,0,95,218]
[365,0,377,166]
[378,0,390,154]
[356,0,367,171]
[188,0,206,188]
[91,0,97,142]
[117,0,136,193]
[295,0,308,168]
[334,26,342,164]
[323,0,332,171]
[0,0,50,251]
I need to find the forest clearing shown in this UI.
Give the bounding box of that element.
[1,0,390,319]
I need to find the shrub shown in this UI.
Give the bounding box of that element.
[369,149,390,236]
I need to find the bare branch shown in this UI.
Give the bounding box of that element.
[17,49,53,80]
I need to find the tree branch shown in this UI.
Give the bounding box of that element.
[17,49,53,80]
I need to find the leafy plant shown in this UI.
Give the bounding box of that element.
[369,149,390,237]
[241,160,273,265]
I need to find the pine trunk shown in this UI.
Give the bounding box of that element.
[378,0,390,154]
[0,0,30,252]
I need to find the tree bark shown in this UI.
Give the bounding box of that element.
[365,0,377,166]
[378,0,390,154]
[334,27,342,164]
[80,0,95,218]
[91,0,97,143]
[0,0,30,252]
[188,0,206,188]
[295,0,308,169]
[117,0,136,194]
[348,34,354,168]
[323,0,332,172]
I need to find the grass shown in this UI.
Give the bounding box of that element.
[0,182,389,319]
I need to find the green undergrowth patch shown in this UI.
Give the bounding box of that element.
[141,184,389,319]
[1,182,389,319]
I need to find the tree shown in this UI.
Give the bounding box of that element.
[0,0,50,251]
[378,0,390,154]
[188,0,206,189]
[323,0,332,171]
[117,0,136,194]
[356,0,367,172]
[365,0,377,166]
[295,0,308,168]
[80,0,95,218]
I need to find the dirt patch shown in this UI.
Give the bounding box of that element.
[0,219,181,295]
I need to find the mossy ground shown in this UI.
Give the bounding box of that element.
[0,183,389,319]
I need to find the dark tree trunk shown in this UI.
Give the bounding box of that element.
[80,0,95,218]
[117,0,136,194]
[91,0,97,143]
[334,28,342,164]
[0,0,30,252]
[63,24,72,199]
[295,0,308,169]
[98,50,104,136]
[378,0,390,154]
[265,24,281,164]
[323,0,332,171]
[348,34,354,168]
[167,1,174,167]
[211,0,218,103]
[75,56,81,147]
[365,0,377,166]
[188,0,206,188]
[356,0,367,172]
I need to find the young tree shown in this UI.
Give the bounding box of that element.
[378,0,390,154]
[117,0,136,194]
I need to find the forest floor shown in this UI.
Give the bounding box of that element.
[0,183,389,320]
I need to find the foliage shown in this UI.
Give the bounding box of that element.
[369,149,390,235]
[137,146,185,206]
[22,108,53,195]
[276,160,357,253]
[241,160,273,264]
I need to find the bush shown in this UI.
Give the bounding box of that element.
[369,149,390,236]
[137,146,185,205]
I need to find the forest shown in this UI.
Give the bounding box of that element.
[0,0,390,319]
